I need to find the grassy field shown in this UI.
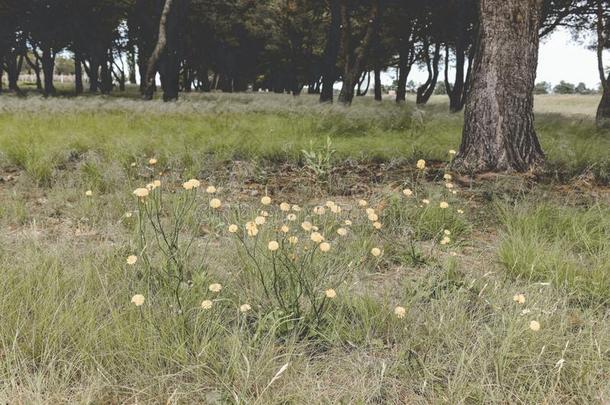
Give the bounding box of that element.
[0,92,609,403]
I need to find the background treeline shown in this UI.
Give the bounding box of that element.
[0,0,606,105]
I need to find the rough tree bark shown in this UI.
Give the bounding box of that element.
[337,0,380,105]
[453,0,545,172]
[143,0,174,100]
[595,0,610,128]
[320,0,341,102]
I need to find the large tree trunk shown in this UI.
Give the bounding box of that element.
[320,0,341,102]
[595,1,610,128]
[454,0,545,172]
[143,0,174,100]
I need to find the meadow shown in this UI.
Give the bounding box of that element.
[0,92,609,403]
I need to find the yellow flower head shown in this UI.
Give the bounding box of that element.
[422,199,430,205]
[344,219,352,226]
[268,241,280,251]
[319,242,331,252]
[131,294,145,306]
[440,236,451,245]
[439,201,449,209]
[206,185,217,194]
[365,207,375,215]
[301,221,313,231]
[255,216,266,225]
[228,224,238,233]
[416,159,426,170]
[371,247,382,257]
[281,225,290,233]
[291,204,301,212]
[529,320,541,331]
[314,206,326,215]
[325,288,337,299]
[443,173,452,181]
[330,204,342,214]
[310,232,325,243]
[85,190,93,197]
[445,182,454,189]
[373,221,382,230]
[246,221,259,236]
[133,188,150,198]
[449,149,457,155]
[261,196,272,205]
[394,306,406,319]
[513,294,526,304]
[402,188,413,197]
[288,236,298,244]
[148,158,157,165]
[209,198,222,209]
[201,300,213,310]
[444,229,451,235]
[126,255,138,265]
[358,199,368,207]
[280,202,290,211]
[240,304,251,313]
[183,179,201,190]
[208,283,222,293]
[368,213,379,222]
[457,209,464,214]
[337,227,348,236]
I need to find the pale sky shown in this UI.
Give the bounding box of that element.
[381,28,607,90]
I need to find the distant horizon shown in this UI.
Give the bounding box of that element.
[379,28,608,90]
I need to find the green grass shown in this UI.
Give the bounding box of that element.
[0,92,609,403]
[498,201,610,304]
[0,93,608,186]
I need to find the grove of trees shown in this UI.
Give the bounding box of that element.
[0,0,609,172]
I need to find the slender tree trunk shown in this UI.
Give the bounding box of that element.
[395,47,413,104]
[6,52,21,92]
[374,67,382,101]
[417,43,441,104]
[595,0,610,128]
[41,46,55,96]
[338,0,380,105]
[454,0,545,172]
[445,44,466,112]
[143,0,174,100]
[74,52,83,94]
[128,47,137,84]
[320,0,341,102]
